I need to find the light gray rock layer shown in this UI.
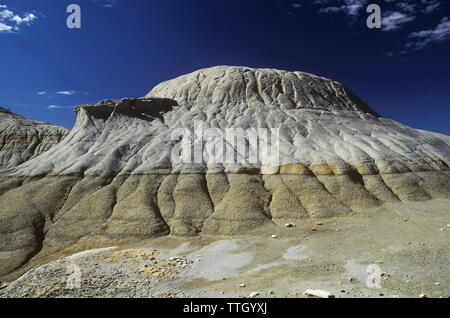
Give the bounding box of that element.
[0,66,449,279]
[0,107,68,171]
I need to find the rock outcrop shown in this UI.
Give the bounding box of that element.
[0,106,68,171]
[1,66,449,279]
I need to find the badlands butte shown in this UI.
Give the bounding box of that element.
[0,66,449,285]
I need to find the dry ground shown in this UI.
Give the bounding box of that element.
[1,199,449,298]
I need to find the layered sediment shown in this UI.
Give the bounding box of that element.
[0,107,68,171]
[1,66,449,278]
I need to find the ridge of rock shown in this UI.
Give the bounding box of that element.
[0,108,69,171]
[147,65,379,116]
[0,66,449,279]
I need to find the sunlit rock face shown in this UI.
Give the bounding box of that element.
[0,106,68,171]
[1,66,449,279]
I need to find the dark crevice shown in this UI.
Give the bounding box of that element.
[259,175,273,221]
[151,176,171,235]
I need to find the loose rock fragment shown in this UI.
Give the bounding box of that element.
[303,289,335,298]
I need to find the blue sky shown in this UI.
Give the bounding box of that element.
[1,0,449,135]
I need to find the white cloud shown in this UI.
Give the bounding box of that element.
[0,9,13,19]
[382,11,416,31]
[57,91,75,96]
[407,16,450,49]
[11,13,36,25]
[422,0,441,14]
[92,0,119,8]
[314,0,444,22]
[47,105,72,110]
[0,22,12,32]
[395,2,417,14]
[319,5,361,16]
[319,6,341,13]
[317,0,368,17]
[56,90,90,96]
[292,3,302,9]
[0,5,38,33]
[424,4,440,13]
[37,91,47,95]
